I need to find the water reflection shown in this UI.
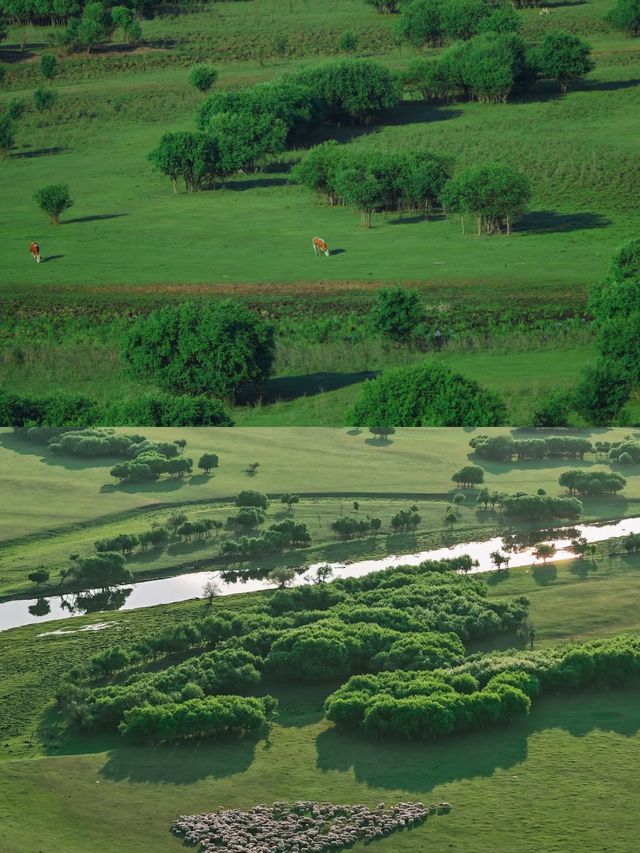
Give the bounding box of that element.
[3,514,640,633]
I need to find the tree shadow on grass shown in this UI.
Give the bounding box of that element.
[388,214,446,226]
[315,689,640,793]
[223,177,289,191]
[100,478,188,495]
[569,558,598,579]
[100,737,260,784]
[532,562,558,585]
[383,101,464,128]
[364,437,394,447]
[12,146,70,159]
[517,211,611,234]
[65,213,129,224]
[579,77,640,92]
[166,539,218,558]
[260,371,377,404]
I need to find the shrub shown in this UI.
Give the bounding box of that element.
[442,162,531,233]
[370,287,422,341]
[189,64,218,93]
[33,86,57,112]
[350,361,507,426]
[122,300,276,400]
[34,183,73,224]
[606,0,640,36]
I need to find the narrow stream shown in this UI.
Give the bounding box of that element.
[2,515,640,633]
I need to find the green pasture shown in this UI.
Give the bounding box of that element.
[3,548,640,851]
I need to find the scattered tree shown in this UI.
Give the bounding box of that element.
[34,183,73,224]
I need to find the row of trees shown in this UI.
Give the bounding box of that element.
[220,519,312,561]
[470,434,594,462]
[403,29,594,101]
[331,515,382,539]
[294,142,531,233]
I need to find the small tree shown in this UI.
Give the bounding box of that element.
[370,287,422,341]
[111,6,142,43]
[28,568,50,588]
[198,452,220,474]
[34,183,73,224]
[397,0,445,48]
[313,564,334,584]
[451,465,485,488]
[268,566,297,588]
[40,54,58,85]
[202,577,220,605]
[442,163,531,235]
[189,64,218,94]
[490,550,508,570]
[443,505,462,528]
[534,31,595,92]
[281,493,300,511]
[33,86,57,112]
[533,543,556,562]
[606,0,640,36]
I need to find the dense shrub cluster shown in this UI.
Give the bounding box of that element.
[325,668,536,738]
[120,694,277,743]
[608,440,640,464]
[326,634,640,740]
[220,518,312,559]
[331,516,382,539]
[470,434,594,462]
[293,143,451,227]
[501,493,583,521]
[1,390,232,426]
[559,470,626,496]
[58,647,263,731]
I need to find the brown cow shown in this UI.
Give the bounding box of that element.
[29,241,41,263]
[312,237,330,257]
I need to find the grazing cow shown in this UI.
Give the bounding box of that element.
[539,7,550,14]
[29,241,41,263]
[312,237,330,257]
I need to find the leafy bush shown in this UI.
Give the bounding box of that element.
[350,361,507,426]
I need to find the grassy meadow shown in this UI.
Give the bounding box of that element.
[1,0,640,423]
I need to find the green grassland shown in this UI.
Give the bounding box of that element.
[1,0,640,423]
[3,545,640,851]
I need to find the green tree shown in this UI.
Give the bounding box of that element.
[33,86,57,111]
[122,299,276,399]
[63,2,114,53]
[370,287,422,341]
[350,361,507,426]
[188,64,218,94]
[534,31,594,92]
[532,391,571,427]
[111,6,141,43]
[197,452,219,474]
[440,0,488,41]
[148,131,231,193]
[442,163,531,234]
[332,150,397,227]
[209,110,288,173]
[589,239,640,322]
[533,543,556,562]
[34,183,73,224]
[451,465,485,487]
[395,151,450,216]
[268,566,297,588]
[281,493,300,511]
[573,361,632,426]
[443,505,462,528]
[236,490,269,509]
[28,568,50,588]
[606,0,640,35]
[40,53,58,85]
[397,0,445,48]
[5,98,26,121]
[291,141,342,205]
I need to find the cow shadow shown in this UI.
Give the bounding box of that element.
[330,248,346,256]
[65,213,129,224]
[42,254,64,263]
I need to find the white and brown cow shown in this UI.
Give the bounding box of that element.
[312,237,330,257]
[29,241,41,263]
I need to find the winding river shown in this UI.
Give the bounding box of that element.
[2,515,640,633]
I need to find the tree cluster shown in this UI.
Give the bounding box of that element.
[559,469,626,496]
[331,515,382,539]
[470,434,594,462]
[500,493,583,521]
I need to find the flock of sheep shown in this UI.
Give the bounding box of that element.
[172,799,449,851]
